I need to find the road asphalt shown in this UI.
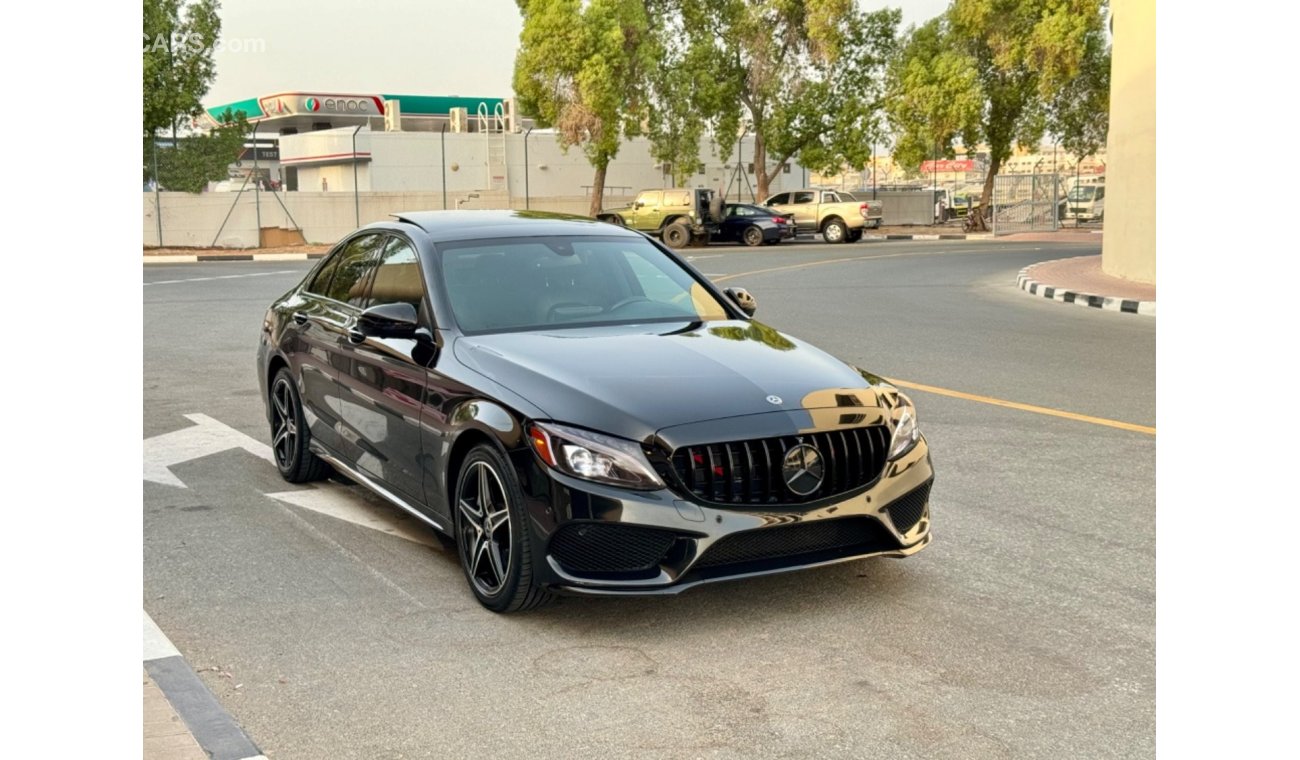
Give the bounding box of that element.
[143,237,1153,759]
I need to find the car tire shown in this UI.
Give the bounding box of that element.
[662,222,691,249]
[823,219,848,244]
[454,444,553,613]
[743,226,764,247]
[847,229,863,243]
[269,368,331,483]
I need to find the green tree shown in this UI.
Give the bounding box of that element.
[649,0,899,200]
[886,0,1111,230]
[143,0,222,140]
[513,0,658,217]
[147,109,250,193]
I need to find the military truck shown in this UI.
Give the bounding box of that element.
[762,189,884,243]
[597,188,721,248]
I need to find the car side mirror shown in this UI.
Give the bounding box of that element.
[634,201,645,208]
[724,287,757,317]
[356,302,419,340]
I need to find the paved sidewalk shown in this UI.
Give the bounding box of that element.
[1017,254,1155,316]
[144,670,207,760]
[144,611,265,760]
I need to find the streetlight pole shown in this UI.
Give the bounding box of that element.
[151,137,163,246]
[932,141,938,225]
[523,126,533,210]
[351,125,363,226]
[872,139,877,200]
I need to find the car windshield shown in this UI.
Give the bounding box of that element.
[438,235,732,334]
[1068,186,1097,201]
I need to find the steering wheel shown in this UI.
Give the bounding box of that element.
[606,296,654,314]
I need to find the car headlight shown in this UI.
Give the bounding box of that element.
[527,422,665,490]
[886,392,921,460]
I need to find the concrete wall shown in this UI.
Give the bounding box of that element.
[1101,0,1155,285]
[143,190,640,247]
[148,127,822,247]
[280,128,808,203]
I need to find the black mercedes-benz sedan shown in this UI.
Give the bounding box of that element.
[257,210,933,612]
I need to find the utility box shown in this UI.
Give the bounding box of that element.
[449,107,469,133]
[383,100,402,132]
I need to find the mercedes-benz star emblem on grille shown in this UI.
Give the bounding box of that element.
[766,395,783,405]
[782,444,824,496]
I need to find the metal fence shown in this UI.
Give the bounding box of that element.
[991,173,1061,234]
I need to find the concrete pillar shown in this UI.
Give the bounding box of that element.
[1101,0,1156,284]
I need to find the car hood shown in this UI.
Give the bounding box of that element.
[453,320,885,442]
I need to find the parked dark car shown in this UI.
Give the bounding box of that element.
[714,203,796,246]
[257,210,934,612]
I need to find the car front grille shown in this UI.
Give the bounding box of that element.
[669,426,890,505]
[884,480,932,534]
[693,517,896,570]
[548,523,678,575]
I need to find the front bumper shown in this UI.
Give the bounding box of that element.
[514,436,934,595]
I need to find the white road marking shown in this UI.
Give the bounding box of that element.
[266,486,438,548]
[143,610,181,661]
[144,413,273,488]
[686,254,723,260]
[145,413,435,547]
[145,270,299,286]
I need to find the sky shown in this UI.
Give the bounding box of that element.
[205,0,951,107]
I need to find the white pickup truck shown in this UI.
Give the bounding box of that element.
[762,189,884,243]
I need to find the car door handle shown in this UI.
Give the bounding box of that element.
[292,312,309,325]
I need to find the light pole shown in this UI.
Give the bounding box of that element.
[932,141,938,225]
[872,139,877,200]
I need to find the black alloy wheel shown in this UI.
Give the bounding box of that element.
[454,445,552,612]
[743,226,764,247]
[269,368,330,483]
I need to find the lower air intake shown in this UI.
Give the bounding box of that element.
[549,523,678,575]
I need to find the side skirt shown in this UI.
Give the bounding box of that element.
[311,446,452,535]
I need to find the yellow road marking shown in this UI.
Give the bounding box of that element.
[888,379,1156,436]
[710,246,1152,436]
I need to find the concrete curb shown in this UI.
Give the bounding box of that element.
[144,611,266,760]
[1016,260,1156,316]
[144,252,326,264]
[863,233,995,241]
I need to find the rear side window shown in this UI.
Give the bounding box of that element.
[323,234,386,307]
[666,191,690,205]
[368,236,425,313]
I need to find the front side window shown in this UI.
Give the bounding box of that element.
[439,236,731,334]
[368,236,425,313]
[792,191,815,204]
[635,190,661,207]
[321,234,385,307]
[766,193,789,205]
